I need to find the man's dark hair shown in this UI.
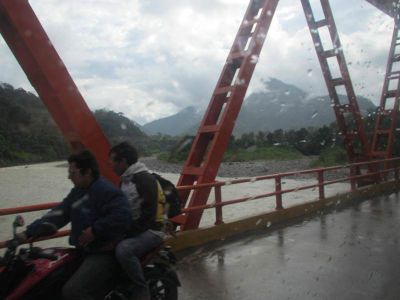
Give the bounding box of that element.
[68,150,100,179]
[109,142,138,165]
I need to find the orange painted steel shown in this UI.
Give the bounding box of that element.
[0,0,399,233]
[301,0,370,163]
[371,15,400,160]
[178,0,280,230]
[0,202,59,216]
[1,157,399,248]
[0,230,69,249]
[0,0,118,184]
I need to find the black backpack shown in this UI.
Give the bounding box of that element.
[152,173,182,220]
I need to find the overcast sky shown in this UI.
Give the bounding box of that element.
[0,0,394,124]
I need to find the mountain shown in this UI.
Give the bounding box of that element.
[0,83,149,165]
[94,109,147,144]
[142,78,376,136]
[0,82,68,164]
[142,106,203,136]
[234,78,376,135]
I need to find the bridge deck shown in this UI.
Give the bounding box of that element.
[177,192,400,300]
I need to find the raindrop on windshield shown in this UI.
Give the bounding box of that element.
[311,111,318,119]
[250,55,259,64]
[235,78,246,85]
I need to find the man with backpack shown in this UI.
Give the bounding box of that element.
[109,142,165,300]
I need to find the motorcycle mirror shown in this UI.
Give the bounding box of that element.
[13,215,25,228]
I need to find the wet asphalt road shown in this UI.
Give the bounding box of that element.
[176,192,400,300]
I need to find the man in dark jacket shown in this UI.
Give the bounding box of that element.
[109,142,164,300]
[18,150,132,300]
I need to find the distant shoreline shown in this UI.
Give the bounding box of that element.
[2,156,349,180]
[142,156,320,178]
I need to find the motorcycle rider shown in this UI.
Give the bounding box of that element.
[16,150,132,300]
[109,142,165,300]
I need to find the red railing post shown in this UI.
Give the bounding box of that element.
[318,170,325,200]
[214,185,224,225]
[275,176,283,210]
[350,166,357,191]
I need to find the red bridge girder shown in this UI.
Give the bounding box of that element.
[1,0,399,231]
[0,0,118,184]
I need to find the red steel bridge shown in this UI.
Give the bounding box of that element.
[1,0,400,241]
[1,1,400,298]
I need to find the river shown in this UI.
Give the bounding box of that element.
[0,161,350,247]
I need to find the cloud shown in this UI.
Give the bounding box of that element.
[0,0,395,124]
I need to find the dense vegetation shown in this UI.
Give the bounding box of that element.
[159,125,348,166]
[2,82,396,169]
[0,83,153,166]
[0,83,68,165]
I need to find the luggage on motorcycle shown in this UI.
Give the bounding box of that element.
[152,173,182,223]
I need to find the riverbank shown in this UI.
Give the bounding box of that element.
[142,156,348,180]
[142,157,317,177]
[1,156,348,180]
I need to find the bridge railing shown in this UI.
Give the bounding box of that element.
[1,157,399,248]
[177,157,400,226]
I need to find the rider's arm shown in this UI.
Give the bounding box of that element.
[25,188,79,238]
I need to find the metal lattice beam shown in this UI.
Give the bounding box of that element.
[0,0,118,184]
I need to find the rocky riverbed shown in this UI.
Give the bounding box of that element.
[141,156,349,180]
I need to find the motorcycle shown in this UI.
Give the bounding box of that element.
[0,216,180,300]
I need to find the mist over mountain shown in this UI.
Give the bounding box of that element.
[142,106,203,136]
[142,78,376,136]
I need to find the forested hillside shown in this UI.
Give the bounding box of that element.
[1,82,393,168]
[0,83,149,166]
[0,83,68,165]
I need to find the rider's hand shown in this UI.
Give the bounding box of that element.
[78,227,95,247]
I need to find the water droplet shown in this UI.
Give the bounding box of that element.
[250,54,259,64]
[235,78,246,85]
[172,80,179,88]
